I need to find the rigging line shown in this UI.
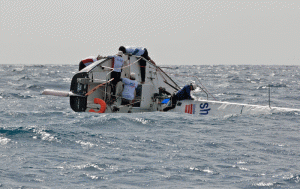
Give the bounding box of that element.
[117,100,142,108]
[193,76,217,101]
[164,80,180,91]
[122,58,141,69]
[134,56,181,89]
[160,70,217,101]
[105,57,141,70]
[158,69,179,90]
[169,72,213,99]
[160,66,177,69]
[85,78,114,96]
[158,69,168,83]
[91,86,136,105]
[100,58,141,72]
[91,83,146,110]
[88,100,142,111]
[89,87,142,110]
[156,66,181,89]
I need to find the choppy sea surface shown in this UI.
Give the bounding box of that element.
[0,64,299,189]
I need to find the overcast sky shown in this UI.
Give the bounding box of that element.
[1,0,299,65]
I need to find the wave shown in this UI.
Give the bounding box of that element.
[8,93,35,99]
[0,136,11,145]
[0,127,35,136]
[0,126,60,143]
[283,174,300,184]
[257,83,287,89]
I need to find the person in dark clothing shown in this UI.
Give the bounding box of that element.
[162,83,196,112]
[118,46,156,84]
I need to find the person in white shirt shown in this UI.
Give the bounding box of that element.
[106,51,125,96]
[118,46,156,84]
[79,55,102,71]
[121,73,138,104]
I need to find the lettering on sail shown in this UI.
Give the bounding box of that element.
[200,103,211,115]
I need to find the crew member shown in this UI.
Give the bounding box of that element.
[118,46,156,84]
[79,55,102,71]
[163,83,196,112]
[121,73,138,105]
[107,51,125,96]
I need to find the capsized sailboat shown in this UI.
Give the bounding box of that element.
[42,54,300,116]
[43,54,180,113]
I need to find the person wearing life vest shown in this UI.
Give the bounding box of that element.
[79,55,102,71]
[118,46,156,84]
[163,83,196,112]
[121,73,138,105]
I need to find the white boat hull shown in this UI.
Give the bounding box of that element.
[68,55,180,113]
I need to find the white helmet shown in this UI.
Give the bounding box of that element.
[130,73,136,80]
[190,83,196,90]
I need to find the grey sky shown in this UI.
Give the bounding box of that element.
[1,0,299,65]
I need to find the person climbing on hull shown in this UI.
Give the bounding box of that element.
[106,51,125,97]
[79,55,102,71]
[118,46,156,84]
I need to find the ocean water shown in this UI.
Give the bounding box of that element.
[0,64,299,189]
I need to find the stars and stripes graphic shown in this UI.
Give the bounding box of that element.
[185,104,195,114]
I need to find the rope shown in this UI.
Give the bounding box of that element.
[90,56,217,107]
[194,76,217,101]
[159,68,217,101]
[91,86,140,108]
[106,57,141,70]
